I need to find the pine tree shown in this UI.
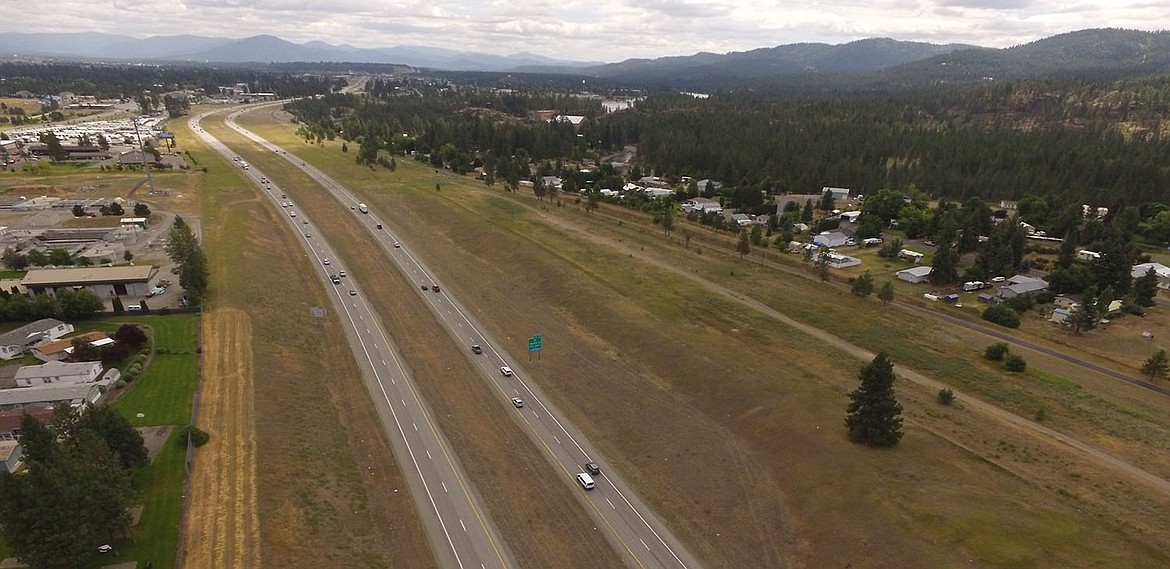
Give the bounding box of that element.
[1133,267,1159,307]
[877,280,895,305]
[736,229,750,258]
[845,352,904,447]
[851,271,875,297]
[1141,350,1169,381]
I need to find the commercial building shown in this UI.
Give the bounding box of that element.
[22,265,157,299]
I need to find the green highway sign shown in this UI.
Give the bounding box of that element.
[528,334,542,352]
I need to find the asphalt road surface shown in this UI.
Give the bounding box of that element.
[191,110,516,569]
[214,105,704,569]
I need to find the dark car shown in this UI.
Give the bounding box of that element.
[584,462,601,475]
[471,344,483,354]
[421,284,428,291]
[432,285,441,292]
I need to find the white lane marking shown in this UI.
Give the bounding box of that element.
[606,498,616,510]
[554,436,561,445]
[426,449,433,460]
[460,519,467,532]
[413,422,418,431]
[641,539,650,551]
[442,481,448,493]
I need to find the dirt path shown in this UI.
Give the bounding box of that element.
[537,211,1170,496]
[182,307,261,569]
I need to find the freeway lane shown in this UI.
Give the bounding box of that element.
[191,109,516,569]
[222,107,704,569]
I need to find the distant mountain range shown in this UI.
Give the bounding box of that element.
[0,32,601,72]
[2,29,1168,87]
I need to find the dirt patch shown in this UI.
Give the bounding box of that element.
[182,307,260,569]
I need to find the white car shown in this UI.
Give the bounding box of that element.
[323,258,330,265]
[499,366,513,377]
[511,398,524,408]
[290,212,296,217]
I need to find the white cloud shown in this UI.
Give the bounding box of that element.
[2,0,1166,62]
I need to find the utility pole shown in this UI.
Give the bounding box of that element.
[134,114,156,195]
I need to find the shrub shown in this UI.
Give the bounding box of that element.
[937,388,956,405]
[115,379,127,389]
[1005,294,1035,313]
[1004,354,1028,372]
[176,425,211,447]
[982,304,1021,328]
[985,342,1010,361]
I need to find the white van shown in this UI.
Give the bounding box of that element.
[576,472,595,490]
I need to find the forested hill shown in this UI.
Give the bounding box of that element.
[872,28,1170,86]
[520,29,1170,92]
[520,38,974,86]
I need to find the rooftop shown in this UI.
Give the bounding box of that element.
[0,319,67,348]
[0,383,98,407]
[22,265,156,286]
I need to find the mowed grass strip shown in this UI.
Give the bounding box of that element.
[118,432,186,569]
[189,110,437,569]
[232,108,624,569]
[237,112,1170,568]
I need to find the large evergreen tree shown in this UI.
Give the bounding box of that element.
[1133,267,1159,307]
[845,352,904,447]
[0,409,140,569]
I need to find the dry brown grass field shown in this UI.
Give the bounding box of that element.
[232,107,1170,569]
[174,110,437,569]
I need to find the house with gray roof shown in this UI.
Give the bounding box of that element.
[999,274,1049,299]
[1131,262,1170,290]
[0,319,74,360]
[896,266,933,284]
[14,360,103,388]
[0,383,101,412]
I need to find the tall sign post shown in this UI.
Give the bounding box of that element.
[527,334,542,362]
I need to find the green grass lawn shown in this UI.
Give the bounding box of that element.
[113,355,197,427]
[115,430,186,569]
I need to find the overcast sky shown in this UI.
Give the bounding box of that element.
[6,1,1168,62]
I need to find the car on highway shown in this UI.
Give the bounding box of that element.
[349,289,357,296]
[302,220,308,224]
[471,344,483,354]
[584,462,601,475]
[330,275,341,284]
[421,284,428,290]
[499,366,513,377]
[394,242,400,248]
[432,285,441,292]
[339,271,346,277]
[511,397,524,408]
[290,212,297,217]
[323,258,330,265]
[305,233,311,238]
[576,472,596,490]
